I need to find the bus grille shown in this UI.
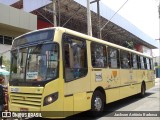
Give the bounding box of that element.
[10,93,42,107]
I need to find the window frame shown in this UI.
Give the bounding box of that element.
[0,35,13,45]
[145,58,150,70]
[149,58,153,70]
[62,33,88,82]
[91,42,107,68]
[107,46,120,69]
[120,50,131,69]
[139,56,145,69]
[131,53,139,69]
[9,42,60,86]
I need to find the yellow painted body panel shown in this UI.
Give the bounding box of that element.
[64,96,74,115]
[105,88,120,103]
[73,92,91,112]
[9,103,41,111]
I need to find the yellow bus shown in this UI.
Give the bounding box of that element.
[8,27,154,118]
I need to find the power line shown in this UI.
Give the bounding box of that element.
[36,10,54,26]
[100,0,129,39]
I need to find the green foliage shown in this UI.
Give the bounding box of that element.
[123,41,134,49]
[2,56,10,71]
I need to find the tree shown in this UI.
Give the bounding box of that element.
[122,41,134,49]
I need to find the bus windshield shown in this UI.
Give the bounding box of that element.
[10,43,59,85]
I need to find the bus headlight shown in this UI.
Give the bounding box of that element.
[43,92,58,106]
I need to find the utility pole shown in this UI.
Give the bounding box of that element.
[87,0,92,36]
[97,0,101,39]
[90,0,101,39]
[53,0,57,27]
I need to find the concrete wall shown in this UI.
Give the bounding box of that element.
[0,3,37,64]
[0,3,37,34]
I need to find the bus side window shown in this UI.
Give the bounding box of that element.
[131,54,138,69]
[120,50,131,69]
[137,55,140,69]
[63,35,88,82]
[140,56,145,69]
[146,58,150,70]
[143,57,147,69]
[91,42,107,68]
[149,59,153,70]
[108,47,120,68]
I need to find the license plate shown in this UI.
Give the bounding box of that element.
[20,108,28,111]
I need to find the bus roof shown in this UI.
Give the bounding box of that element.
[13,27,152,58]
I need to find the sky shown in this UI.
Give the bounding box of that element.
[101,0,159,56]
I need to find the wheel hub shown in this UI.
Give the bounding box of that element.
[94,97,102,111]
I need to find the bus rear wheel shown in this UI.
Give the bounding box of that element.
[91,91,104,116]
[140,83,146,98]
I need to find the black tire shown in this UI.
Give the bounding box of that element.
[140,83,146,98]
[90,91,105,117]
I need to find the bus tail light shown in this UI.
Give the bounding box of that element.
[43,92,58,106]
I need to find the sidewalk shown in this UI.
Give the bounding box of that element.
[155,78,160,85]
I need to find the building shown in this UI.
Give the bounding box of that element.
[0,3,37,60]
[153,56,160,67]
[0,0,158,61]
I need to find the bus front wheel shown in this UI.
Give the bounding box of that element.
[91,91,104,116]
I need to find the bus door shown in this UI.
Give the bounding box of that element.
[63,34,91,114]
